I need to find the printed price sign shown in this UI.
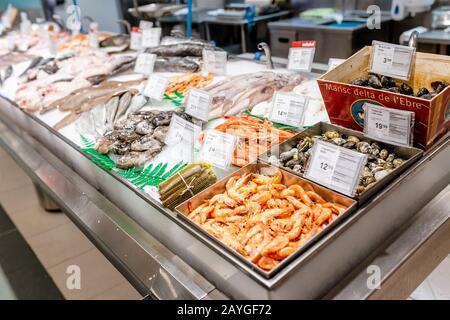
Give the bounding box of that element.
[185,88,212,122]
[143,74,170,101]
[371,41,415,80]
[363,103,414,147]
[134,53,156,75]
[88,22,99,49]
[269,92,308,128]
[305,140,368,197]
[139,20,153,30]
[200,130,236,170]
[202,49,227,75]
[166,114,200,146]
[130,27,142,51]
[141,27,161,48]
[328,58,345,71]
[287,41,316,72]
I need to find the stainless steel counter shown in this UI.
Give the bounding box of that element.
[0,81,449,300]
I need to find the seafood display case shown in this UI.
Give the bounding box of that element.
[1,79,449,299]
[0,24,449,300]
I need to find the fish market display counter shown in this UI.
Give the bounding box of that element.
[0,82,449,299]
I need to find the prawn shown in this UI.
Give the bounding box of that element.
[306,191,326,204]
[288,185,312,206]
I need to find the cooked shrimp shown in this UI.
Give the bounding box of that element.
[257,256,279,271]
[289,185,312,206]
[306,191,326,204]
[316,208,332,226]
[209,194,237,207]
[261,236,290,256]
[323,202,347,214]
[249,191,272,206]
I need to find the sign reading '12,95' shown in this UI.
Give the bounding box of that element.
[304,140,368,197]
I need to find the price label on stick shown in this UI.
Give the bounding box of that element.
[165,115,201,162]
[371,41,415,81]
[200,130,236,170]
[143,74,169,101]
[202,49,227,75]
[328,58,345,71]
[269,92,308,128]
[165,115,200,146]
[130,27,142,51]
[305,140,368,197]
[139,20,153,30]
[141,27,161,48]
[287,41,316,72]
[134,53,156,75]
[363,103,414,147]
[185,88,212,122]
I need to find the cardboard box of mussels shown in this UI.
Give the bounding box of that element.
[317,46,450,150]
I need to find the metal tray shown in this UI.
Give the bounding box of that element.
[259,122,424,204]
[176,162,357,280]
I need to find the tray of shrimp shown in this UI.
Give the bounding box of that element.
[176,162,357,279]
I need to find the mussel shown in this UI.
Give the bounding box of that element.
[350,77,369,86]
[400,83,414,96]
[381,76,396,89]
[368,74,382,89]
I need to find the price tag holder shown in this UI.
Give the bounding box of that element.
[185,88,212,122]
[287,41,316,72]
[202,49,227,75]
[88,22,99,49]
[200,130,236,170]
[328,58,345,71]
[134,53,156,75]
[143,74,169,101]
[166,114,200,146]
[139,20,153,30]
[269,92,308,128]
[363,103,414,147]
[304,140,368,197]
[141,27,161,48]
[370,41,415,81]
[130,27,142,51]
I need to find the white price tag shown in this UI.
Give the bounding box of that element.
[328,58,345,71]
[88,22,99,49]
[363,103,414,147]
[200,130,236,170]
[143,74,170,101]
[165,114,200,146]
[202,49,227,75]
[288,42,316,72]
[185,88,212,122]
[305,140,368,197]
[371,41,415,81]
[139,20,153,30]
[130,31,142,51]
[134,53,156,75]
[141,27,161,48]
[269,92,307,128]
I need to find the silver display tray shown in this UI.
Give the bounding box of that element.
[259,122,424,204]
[176,162,357,280]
